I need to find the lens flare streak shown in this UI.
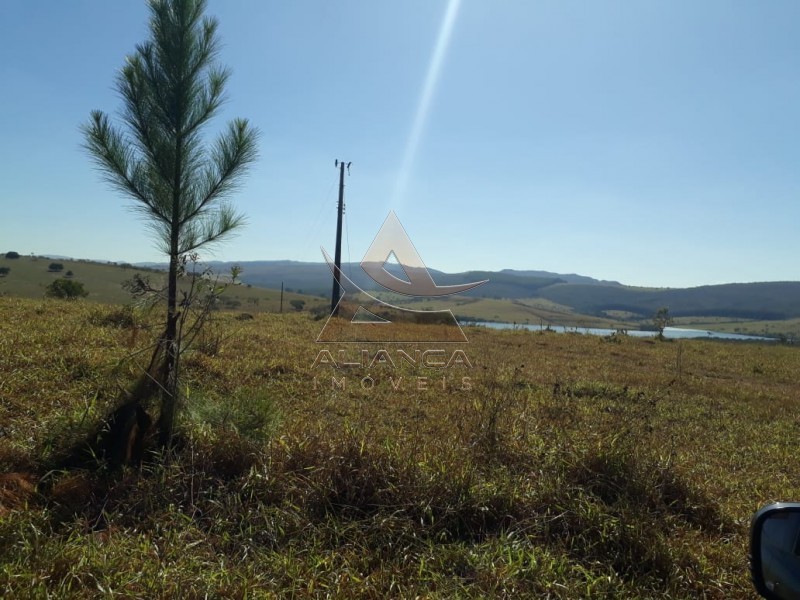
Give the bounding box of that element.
[391,0,461,210]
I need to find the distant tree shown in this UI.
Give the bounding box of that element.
[83,0,258,447]
[290,299,305,312]
[48,262,64,272]
[230,265,243,284]
[0,267,10,277]
[4,251,19,259]
[45,278,89,300]
[653,306,673,339]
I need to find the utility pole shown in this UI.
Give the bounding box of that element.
[280,281,284,313]
[330,160,350,315]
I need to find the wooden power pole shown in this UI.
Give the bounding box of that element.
[330,160,350,315]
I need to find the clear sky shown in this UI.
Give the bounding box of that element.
[1,0,798,288]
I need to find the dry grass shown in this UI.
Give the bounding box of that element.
[0,296,797,598]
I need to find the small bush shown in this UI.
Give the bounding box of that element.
[0,267,9,277]
[45,279,88,300]
[87,305,139,329]
[48,263,64,273]
[187,387,280,445]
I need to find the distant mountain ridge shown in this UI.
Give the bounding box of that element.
[169,260,572,299]
[130,259,800,321]
[537,281,800,320]
[500,269,622,286]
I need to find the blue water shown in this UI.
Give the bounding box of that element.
[466,321,774,342]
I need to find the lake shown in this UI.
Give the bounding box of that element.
[466,321,774,342]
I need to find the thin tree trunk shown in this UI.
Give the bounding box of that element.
[158,248,180,446]
[158,252,180,446]
[159,124,184,447]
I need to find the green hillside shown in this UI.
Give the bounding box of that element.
[0,255,327,314]
[538,281,800,321]
[441,270,562,299]
[390,296,631,329]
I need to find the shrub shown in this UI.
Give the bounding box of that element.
[290,299,305,312]
[48,263,64,273]
[45,279,89,300]
[652,307,673,340]
[187,387,280,445]
[4,251,19,259]
[87,305,139,328]
[0,267,9,277]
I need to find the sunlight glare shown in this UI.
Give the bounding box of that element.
[390,0,461,211]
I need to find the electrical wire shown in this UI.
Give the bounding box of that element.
[298,176,338,261]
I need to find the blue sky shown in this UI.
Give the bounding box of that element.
[1,0,798,288]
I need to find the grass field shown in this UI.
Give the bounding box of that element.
[0,295,797,597]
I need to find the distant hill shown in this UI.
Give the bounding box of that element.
[165,259,800,321]
[537,281,800,320]
[10,255,798,326]
[429,270,562,299]
[0,255,326,314]
[195,260,566,299]
[500,269,621,286]
[0,255,167,305]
